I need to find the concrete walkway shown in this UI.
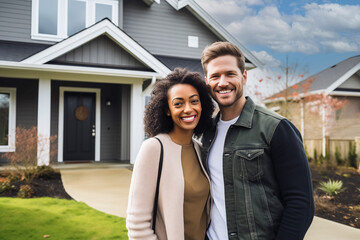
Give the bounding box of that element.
[60,167,360,240]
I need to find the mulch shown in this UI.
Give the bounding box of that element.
[310,164,360,229]
[0,171,72,200]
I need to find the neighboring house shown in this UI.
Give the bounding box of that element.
[0,0,262,165]
[264,55,360,160]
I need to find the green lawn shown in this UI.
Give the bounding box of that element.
[0,197,128,239]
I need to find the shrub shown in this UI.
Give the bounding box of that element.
[17,184,34,198]
[319,179,343,196]
[37,165,58,179]
[335,146,344,166]
[0,179,15,193]
[314,148,318,165]
[347,141,358,169]
[2,126,57,185]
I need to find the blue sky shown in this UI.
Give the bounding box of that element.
[194,0,360,75]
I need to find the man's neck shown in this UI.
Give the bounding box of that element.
[220,97,247,121]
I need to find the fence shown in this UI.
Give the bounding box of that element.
[304,138,359,167]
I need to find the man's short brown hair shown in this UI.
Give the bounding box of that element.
[201,41,246,76]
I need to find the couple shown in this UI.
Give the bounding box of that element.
[126,42,315,240]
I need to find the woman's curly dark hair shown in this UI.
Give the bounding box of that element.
[144,68,214,138]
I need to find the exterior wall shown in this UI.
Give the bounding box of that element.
[337,72,360,89]
[0,77,38,163]
[0,0,124,44]
[123,0,221,59]
[51,35,150,70]
[0,0,34,43]
[51,80,130,162]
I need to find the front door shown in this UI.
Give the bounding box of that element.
[63,92,96,161]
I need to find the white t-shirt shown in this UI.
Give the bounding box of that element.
[207,116,239,240]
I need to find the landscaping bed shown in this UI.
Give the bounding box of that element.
[310,164,360,229]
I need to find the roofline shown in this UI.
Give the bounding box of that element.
[165,0,264,69]
[0,60,163,80]
[21,19,171,77]
[325,62,360,94]
[263,88,360,104]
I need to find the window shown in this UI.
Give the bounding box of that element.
[32,0,119,41]
[0,88,16,152]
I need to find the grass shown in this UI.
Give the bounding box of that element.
[0,197,128,240]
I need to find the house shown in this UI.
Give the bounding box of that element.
[0,0,262,165]
[264,55,360,161]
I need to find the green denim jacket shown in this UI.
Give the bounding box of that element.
[201,97,314,240]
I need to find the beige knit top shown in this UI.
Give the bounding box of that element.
[181,143,210,240]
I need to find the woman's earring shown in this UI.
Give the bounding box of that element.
[167,111,170,116]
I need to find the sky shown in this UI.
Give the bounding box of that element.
[194,0,360,96]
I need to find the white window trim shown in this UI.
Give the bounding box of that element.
[31,0,118,42]
[0,88,16,152]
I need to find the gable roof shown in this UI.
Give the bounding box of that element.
[267,55,360,101]
[22,19,171,77]
[164,0,263,69]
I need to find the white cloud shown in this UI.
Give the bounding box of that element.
[251,50,281,67]
[321,40,359,52]
[195,1,360,55]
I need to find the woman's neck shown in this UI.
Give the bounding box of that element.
[168,129,193,145]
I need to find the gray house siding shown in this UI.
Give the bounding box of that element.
[0,77,38,163]
[51,80,130,162]
[0,0,32,42]
[336,72,360,90]
[0,0,124,44]
[123,0,221,59]
[50,35,151,70]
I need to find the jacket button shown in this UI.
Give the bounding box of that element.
[230,232,237,236]
[224,153,230,157]
[247,153,251,157]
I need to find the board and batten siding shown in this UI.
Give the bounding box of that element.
[123,0,221,59]
[51,35,150,70]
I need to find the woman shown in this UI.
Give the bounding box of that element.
[126,68,214,240]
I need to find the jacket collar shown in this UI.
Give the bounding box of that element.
[214,96,255,129]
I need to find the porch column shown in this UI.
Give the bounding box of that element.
[37,79,51,166]
[130,81,144,164]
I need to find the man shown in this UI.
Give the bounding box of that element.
[201,42,314,240]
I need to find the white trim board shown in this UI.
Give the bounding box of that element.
[58,87,101,162]
[22,19,170,77]
[0,88,16,152]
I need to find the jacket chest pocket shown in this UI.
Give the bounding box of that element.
[235,149,264,181]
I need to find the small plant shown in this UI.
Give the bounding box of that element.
[314,148,318,165]
[2,126,57,185]
[348,141,358,169]
[335,146,344,166]
[319,179,344,196]
[17,184,34,198]
[0,179,15,193]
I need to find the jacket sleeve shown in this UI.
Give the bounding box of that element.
[271,119,315,240]
[126,138,160,240]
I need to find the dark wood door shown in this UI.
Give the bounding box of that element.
[63,92,96,161]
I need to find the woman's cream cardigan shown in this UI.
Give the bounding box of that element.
[126,134,211,240]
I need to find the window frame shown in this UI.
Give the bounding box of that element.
[0,88,16,152]
[31,0,119,42]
